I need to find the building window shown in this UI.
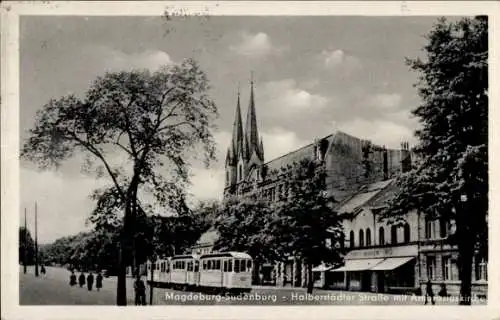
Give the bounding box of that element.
[403,223,410,243]
[439,219,448,238]
[359,229,364,247]
[425,218,434,239]
[475,257,488,281]
[426,256,436,280]
[391,225,398,244]
[379,227,385,245]
[238,165,242,181]
[350,231,355,248]
[442,256,452,280]
[366,228,371,246]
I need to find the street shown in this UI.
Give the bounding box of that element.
[19,267,487,306]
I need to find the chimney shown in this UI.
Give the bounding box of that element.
[383,146,389,180]
[400,141,412,173]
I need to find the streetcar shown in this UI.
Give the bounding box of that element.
[146,251,253,294]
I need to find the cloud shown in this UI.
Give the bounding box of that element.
[90,45,174,72]
[365,93,403,110]
[188,168,226,202]
[321,49,362,74]
[259,79,330,116]
[229,32,285,58]
[336,118,417,149]
[260,128,309,160]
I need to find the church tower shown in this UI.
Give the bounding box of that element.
[225,88,244,189]
[225,76,265,194]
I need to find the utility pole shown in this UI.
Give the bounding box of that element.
[23,208,27,274]
[35,202,39,277]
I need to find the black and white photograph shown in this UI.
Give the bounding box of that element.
[1,1,498,319]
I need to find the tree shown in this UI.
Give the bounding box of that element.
[270,159,344,294]
[383,16,487,305]
[19,227,35,266]
[21,58,218,305]
[214,196,278,285]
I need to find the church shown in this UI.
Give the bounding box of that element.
[192,80,488,298]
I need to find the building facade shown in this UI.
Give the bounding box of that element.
[195,81,487,297]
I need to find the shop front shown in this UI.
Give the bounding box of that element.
[329,245,419,293]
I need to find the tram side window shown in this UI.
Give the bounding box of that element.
[194,261,199,272]
[216,260,221,270]
[240,259,246,272]
[247,260,252,270]
[234,259,240,273]
[228,260,233,272]
[223,261,228,272]
[203,260,207,270]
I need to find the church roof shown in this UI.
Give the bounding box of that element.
[264,134,335,172]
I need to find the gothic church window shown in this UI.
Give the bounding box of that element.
[403,223,410,243]
[359,229,364,247]
[391,225,398,244]
[366,228,371,246]
[350,231,355,248]
[379,227,385,245]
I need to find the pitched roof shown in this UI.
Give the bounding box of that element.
[264,134,334,172]
[337,179,395,215]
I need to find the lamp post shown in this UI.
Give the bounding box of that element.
[24,208,27,274]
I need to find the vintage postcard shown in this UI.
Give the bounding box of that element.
[1,1,499,320]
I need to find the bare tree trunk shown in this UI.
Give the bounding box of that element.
[307,263,314,294]
[458,239,474,305]
[116,241,128,305]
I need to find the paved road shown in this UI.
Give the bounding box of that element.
[20,266,487,306]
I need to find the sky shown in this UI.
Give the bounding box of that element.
[19,15,458,243]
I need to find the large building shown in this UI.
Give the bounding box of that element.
[193,81,487,298]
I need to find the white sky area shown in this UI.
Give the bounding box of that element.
[19,16,448,243]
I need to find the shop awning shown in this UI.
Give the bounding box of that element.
[330,258,384,272]
[369,257,415,271]
[312,264,332,272]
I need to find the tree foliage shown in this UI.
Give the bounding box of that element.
[19,227,35,265]
[214,196,278,284]
[21,58,219,305]
[383,16,488,305]
[270,159,344,293]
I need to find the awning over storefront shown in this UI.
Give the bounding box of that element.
[330,258,384,272]
[369,257,415,271]
[312,264,332,272]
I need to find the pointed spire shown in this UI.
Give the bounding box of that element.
[245,72,260,160]
[259,138,264,160]
[228,86,244,165]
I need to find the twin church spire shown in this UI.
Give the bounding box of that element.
[226,77,264,185]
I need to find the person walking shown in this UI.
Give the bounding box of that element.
[134,275,147,305]
[78,272,86,288]
[87,272,94,291]
[96,272,103,292]
[69,270,77,286]
[424,279,435,305]
[40,265,46,275]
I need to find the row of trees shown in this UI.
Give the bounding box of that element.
[215,159,345,294]
[21,16,487,305]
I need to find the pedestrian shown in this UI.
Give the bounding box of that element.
[438,283,448,297]
[87,272,94,291]
[424,279,435,305]
[96,271,103,292]
[40,265,46,275]
[134,275,146,305]
[78,272,86,288]
[69,270,77,286]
